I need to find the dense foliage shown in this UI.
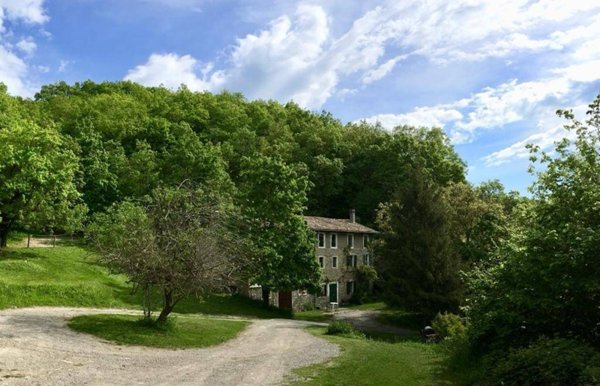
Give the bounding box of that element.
[453,95,600,385]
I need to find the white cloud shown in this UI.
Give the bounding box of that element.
[361,55,406,84]
[124,53,226,91]
[16,36,36,55]
[0,0,48,32]
[124,1,600,109]
[363,106,463,129]
[481,102,586,166]
[482,125,568,166]
[0,0,47,96]
[0,44,30,95]
[57,59,71,72]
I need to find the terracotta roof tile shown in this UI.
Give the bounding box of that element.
[304,216,378,234]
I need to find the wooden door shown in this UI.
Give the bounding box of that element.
[278,291,293,310]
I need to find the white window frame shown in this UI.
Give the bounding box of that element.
[363,234,369,248]
[348,233,354,249]
[332,256,338,268]
[318,256,324,268]
[330,233,337,249]
[363,254,370,266]
[318,232,326,248]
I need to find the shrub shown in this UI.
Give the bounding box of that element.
[488,338,600,386]
[432,312,466,340]
[327,321,355,335]
[326,321,364,338]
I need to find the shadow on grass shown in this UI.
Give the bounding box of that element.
[175,294,292,319]
[362,330,422,343]
[0,249,43,261]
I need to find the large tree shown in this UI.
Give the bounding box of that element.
[375,166,463,317]
[88,184,247,323]
[237,155,321,305]
[0,89,84,247]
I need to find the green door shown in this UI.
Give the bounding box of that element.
[328,282,338,303]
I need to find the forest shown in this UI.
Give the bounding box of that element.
[0,81,598,385]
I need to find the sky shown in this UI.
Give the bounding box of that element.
[1,0,600,193]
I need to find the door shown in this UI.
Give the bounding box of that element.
[328,282,338,303]
[278,291,293,310]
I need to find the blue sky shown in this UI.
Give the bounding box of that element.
[2,0,600,193]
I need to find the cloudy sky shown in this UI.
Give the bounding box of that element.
[2,0,600,193]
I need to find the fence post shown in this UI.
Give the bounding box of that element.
[27,234,31,248]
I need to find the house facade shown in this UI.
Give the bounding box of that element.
[305,210,378,309]
[245,210,377,310]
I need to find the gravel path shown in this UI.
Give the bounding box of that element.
[0,307,339,386]
[334,308,416,335]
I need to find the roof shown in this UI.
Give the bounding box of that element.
[304,216,378,234]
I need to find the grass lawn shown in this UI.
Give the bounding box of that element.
[0,243,287,319]
[0,245,136,309]
[68,314,248,348]
[290,327,450,385]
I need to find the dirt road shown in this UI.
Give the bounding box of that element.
[0,307,339,385]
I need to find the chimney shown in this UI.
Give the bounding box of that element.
[349,209,356,223]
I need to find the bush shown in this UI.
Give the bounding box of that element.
[326,321,364,338]
[432,312,466,340]
[488,338,600,386]
[327,321,355,335]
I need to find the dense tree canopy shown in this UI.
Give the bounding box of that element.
[456,95,600,385]
[0,86,84,246]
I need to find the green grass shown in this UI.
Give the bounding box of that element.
[290,327,450,385]
[0,244,288,319]
[68,314,248,348]
[0,246,136,309]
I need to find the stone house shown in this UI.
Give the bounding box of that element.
[246,209,377,310]
[305,210,378,309]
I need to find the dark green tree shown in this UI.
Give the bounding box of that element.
[375,166,463,317]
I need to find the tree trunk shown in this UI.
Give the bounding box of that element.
[156,289,175,324]
[261,286,271,306]
[0,218,11,248]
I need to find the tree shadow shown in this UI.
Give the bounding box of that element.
[0,249,43,261]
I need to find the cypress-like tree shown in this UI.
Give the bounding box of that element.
[375,166,463,317]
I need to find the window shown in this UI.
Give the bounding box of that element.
[346,281,355,295]
[363,254,370,266]
[330,233,337,249]
[318,256,324,268]
[363,234,369,248]
[346,255,358,268]
[318,232,325,248]
[332,256,338,268]
[347,234,354,249]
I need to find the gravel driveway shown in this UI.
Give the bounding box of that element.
[0,307,339,386]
